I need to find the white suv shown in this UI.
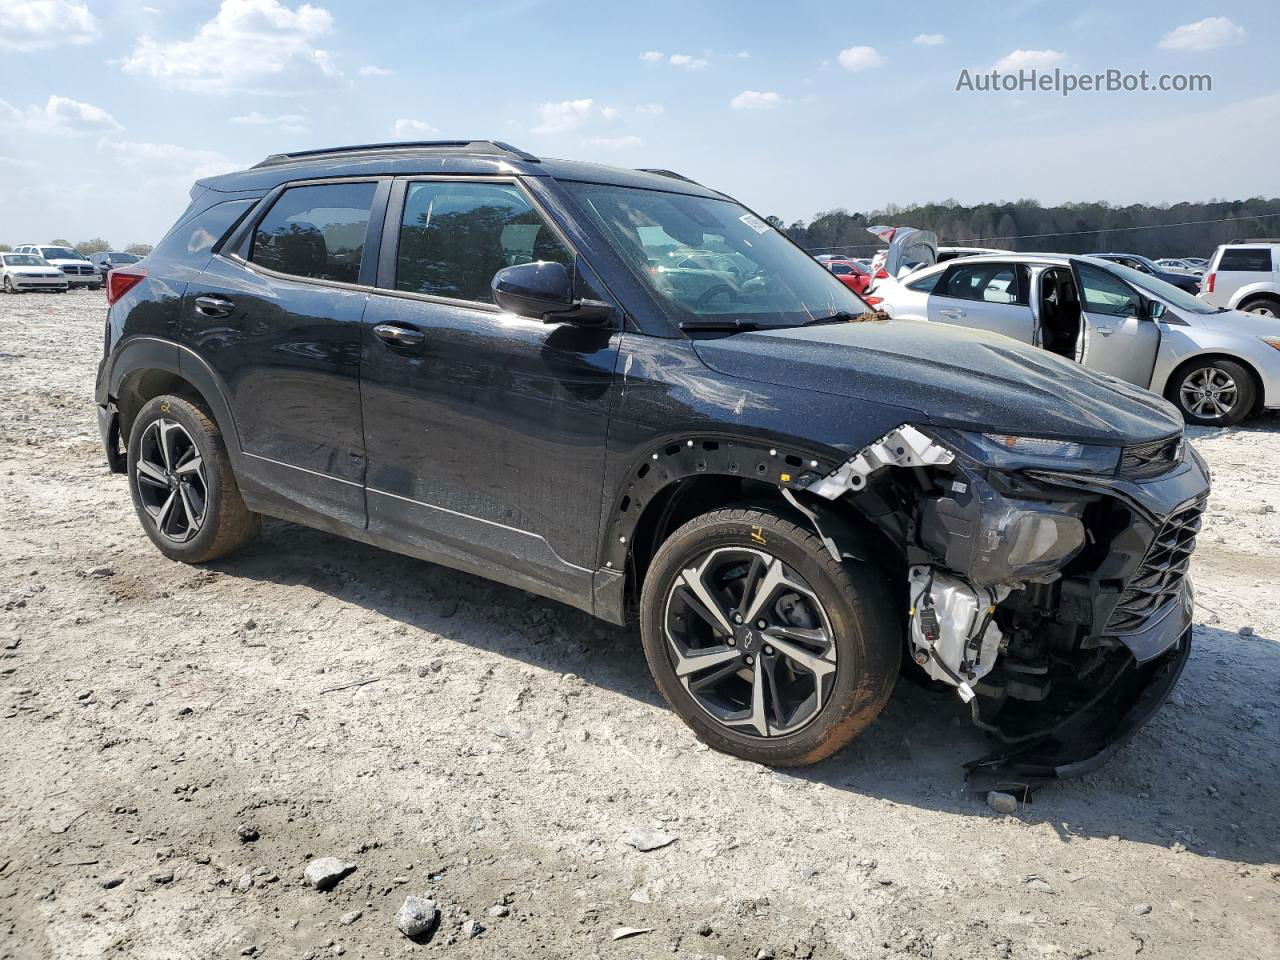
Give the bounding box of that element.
[1199,242,1280,316]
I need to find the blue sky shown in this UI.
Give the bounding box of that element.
[1,0,1276,245]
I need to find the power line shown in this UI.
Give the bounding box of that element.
[804,210,1280,253]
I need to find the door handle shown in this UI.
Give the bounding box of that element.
[938,308,967,318]
[373,323,426,349]
[1097,326,1113,335]
[194,295,234,318]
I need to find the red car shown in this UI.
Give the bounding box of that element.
[825,259,871,295]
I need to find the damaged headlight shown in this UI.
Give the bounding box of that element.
[933,429,1121,475]
[919,471,1086,587]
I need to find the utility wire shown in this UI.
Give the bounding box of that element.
[804,210,1280,253]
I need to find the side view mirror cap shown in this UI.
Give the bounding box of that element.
[492,261,613,324]
[1145,299,1167,320]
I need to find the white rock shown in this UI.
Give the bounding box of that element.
[395,895,437,938]
[303,857,356,891]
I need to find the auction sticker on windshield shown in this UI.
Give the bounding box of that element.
[739,213,770,234]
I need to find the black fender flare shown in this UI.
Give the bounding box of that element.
[104,336,243,457]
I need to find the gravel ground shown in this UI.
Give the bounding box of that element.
[1,290,1278,960]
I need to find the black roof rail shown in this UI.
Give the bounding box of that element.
[252,140,540,168]
[1226,237,1280,244]
[637,168,701,185]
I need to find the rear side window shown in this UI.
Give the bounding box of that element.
[937,263,1028,305]
[394,180,572,303]
[906,271,943,293]
[152,197,259,265]
[250,182,377,284]
[1218,248,1273,272]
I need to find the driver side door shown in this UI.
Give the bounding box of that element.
[1068,259,1160,386]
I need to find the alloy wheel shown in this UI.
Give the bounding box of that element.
[133,418,208,542]
[663,547,838,738]
[1179,367,1238,420]
[1247,302,1278,317]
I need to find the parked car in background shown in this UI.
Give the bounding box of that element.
[937,245,1004,262]
[871,243,1280,426]
[12,244,100,289]
[824,258,871,294]
[1181,257,1209,269]
[89,251,142,279]
[1092,253,1200,294]
[1199,241,1280,317]
[1155,258,1205,276]
[1,252,69,293]
[95,139,1206,778]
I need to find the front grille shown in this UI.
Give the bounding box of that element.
[1119,435,1183,480]
[1106,497,1204,633]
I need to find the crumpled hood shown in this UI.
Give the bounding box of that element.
[692,319,1184,444]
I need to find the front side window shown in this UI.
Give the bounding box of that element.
[394,180,573,304]
[564,181,866,327]
[250,182,376,284]
[1105,261,1219,314]
[937,263,1027,305]
[1077,262,1142,317]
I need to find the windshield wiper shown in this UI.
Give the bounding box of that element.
[798,311,863,327]
[678,318,762,332]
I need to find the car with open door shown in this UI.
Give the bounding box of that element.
[872,245,1280,426]
[96,140,1210,783]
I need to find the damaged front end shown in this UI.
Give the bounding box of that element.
[804,424,1209,786]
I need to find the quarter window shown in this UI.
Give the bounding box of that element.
[906,270,943,294]
[1218,248,1273,272]
[250,182,377,284]
[937,263,1028,305]
[394,181,572,304]
[1077,263,1142,317]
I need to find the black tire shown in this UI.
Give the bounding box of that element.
[1240,295,1280,318]
[3,276,18,294]
[89,282,102,291]
[1167,358,1256,426]
[639,506,900,766]
[126,394,260,563]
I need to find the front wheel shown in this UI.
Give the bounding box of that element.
[126,395,260,563]
[3,276,17,294]
[1168,358,1256,426]
[639,506,900,766]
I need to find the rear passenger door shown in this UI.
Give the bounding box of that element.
[183,178,389,531]
[358,177,621,607]
[927,261,1034,341]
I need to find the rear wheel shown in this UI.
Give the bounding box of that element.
[640,506,899,766]
[1168,358,1256,426]
[1240,296,1280,318]
[126,395,260,563]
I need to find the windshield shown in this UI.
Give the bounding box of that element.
[3,254,47,267]
[564,182,867,328]
[109,253,140,264]
[1104,261,1219,314]
[40,247,84,260]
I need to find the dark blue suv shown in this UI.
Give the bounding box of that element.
[96,140,1208,778]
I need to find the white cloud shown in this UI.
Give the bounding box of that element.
[97,139,241,183]
[581,135,642,151]
[392,118,440,138]
[635,103,664,115]
[532,98,603,134]
[0,0,97,51]
[0,95,122,135]
[119,0,338,94]
[913,33,946,46]
[232,111,309,133]
[1158,16,1246,52]
[992,48,1067,71]
[358,65,394,77]
[735,50,750,59]
[669,53,708,70]
[639,50,664,62]
[729,90,786,110]
[837,45,886,72]
[600,106,621,121]
[0,156,38,170]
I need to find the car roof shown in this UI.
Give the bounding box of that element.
[196,140,725,200]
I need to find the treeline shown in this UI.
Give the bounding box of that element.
[0,239,153,256]
[771,198,1280,259]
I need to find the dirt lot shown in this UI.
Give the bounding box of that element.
[1,290,1278,960]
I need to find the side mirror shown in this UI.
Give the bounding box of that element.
[1144,299,1167,320]
[491,261,612,324]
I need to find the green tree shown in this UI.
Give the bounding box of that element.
[0,243,11,253]
[50,238,72,246]
[124,242,153,256]
[75,237,112,255]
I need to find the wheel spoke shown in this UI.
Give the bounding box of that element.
[762,655,788,728]
[677,563,734,636]
[174,454,203,477]
[763,630,836,683]
[178,486,200,533]
[687,658,746,693]
[136,459,168,487]
[740,556,788,623]
[154,491,176,534]
[157,419,177,471]
[671,642,741,679]
[738,655,768,737]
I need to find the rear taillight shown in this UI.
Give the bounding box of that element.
[106,267,147,305]
[875,269,889,279]
[1205,272,1215,293]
